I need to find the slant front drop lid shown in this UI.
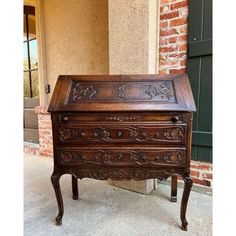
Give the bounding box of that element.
[48,74,196,231]
[48,74,195,112]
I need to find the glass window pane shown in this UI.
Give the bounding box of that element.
[31,70,39,98]
[24,72,30,98]
[29,40,38,69]
[23,43,29,71]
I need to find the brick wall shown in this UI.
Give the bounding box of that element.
[159,0,188,74]
[34,106,53,157]
[159,0,213,188]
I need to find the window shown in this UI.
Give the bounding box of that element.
[24,6,39,98]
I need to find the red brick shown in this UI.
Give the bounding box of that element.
[170,17,187,27]
[161,0,174,4]
[169,37,177,43]
[160,28,178,36]
[168,35,187,44]
[159,69,168,74]
[178,25,188,33]
[197,164,211,171]
[160,60,178,67]
[24,146,39,155]
[192,178,211,187]
[166,52,187,59]
[167,53,178,59]
[39,151,53,157]
[160,21,168,28]
[38,120,51,125]
[202,173,213,180]
[160,11,179,20]
[35,106,49,114]
[169,68,186,74]
[160,38,168,45]
[160,5,169,13]
[160,45,177,53]
[178,34,187,41]
[170,1,188,10]
[179,44,187,51]
[38,125,52,130]
[191,170,200,177]
[39,131,52,136]
[190,164,198,169]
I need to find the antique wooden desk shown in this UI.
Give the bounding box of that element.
[48,74,196,231]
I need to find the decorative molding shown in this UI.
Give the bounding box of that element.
[164,127,183,140]
[68,168,176,181]
[72,83,97,101]
[118,85,126,100]
[69,80,176,103]
[59,149,185,166]
[105,115,137,121]
[58,126,185,143]
[145,83,173,101]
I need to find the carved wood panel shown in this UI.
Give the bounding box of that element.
[57,125,186,144]
[68,80,177,103]
[68,168,178,181]
[58,148,186,167]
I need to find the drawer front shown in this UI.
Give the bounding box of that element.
[55,112,190,124]
[56,147,186,167]
[56,124,187,145]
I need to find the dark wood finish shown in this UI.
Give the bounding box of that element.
[180,177,193,231]
[72,176,79,200]
[171,175,178,202]
[49,74,196,230]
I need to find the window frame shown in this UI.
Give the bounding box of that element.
[24,5,38,98]
[24,0,48,106]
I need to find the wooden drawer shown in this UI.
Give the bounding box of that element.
[55,147,186,167]
[55,123,187,145]
[55,112,190,124]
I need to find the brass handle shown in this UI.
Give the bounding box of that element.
[172,116,179,123]
[62,116,69,122]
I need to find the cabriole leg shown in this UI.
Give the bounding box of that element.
[180,176,193,231]
[171,175,177,202]
[72,175,79,200]
[51,172,64,226]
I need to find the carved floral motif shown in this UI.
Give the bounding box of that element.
[72,83,97,101]
[68,168,178,181]
[61,151,85,162]
[118,85,126,100]
[59,150,184,166]
[69,81,176,102]
[144,82,174,101]
[58,126,185,143]
[164,127,184,140]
